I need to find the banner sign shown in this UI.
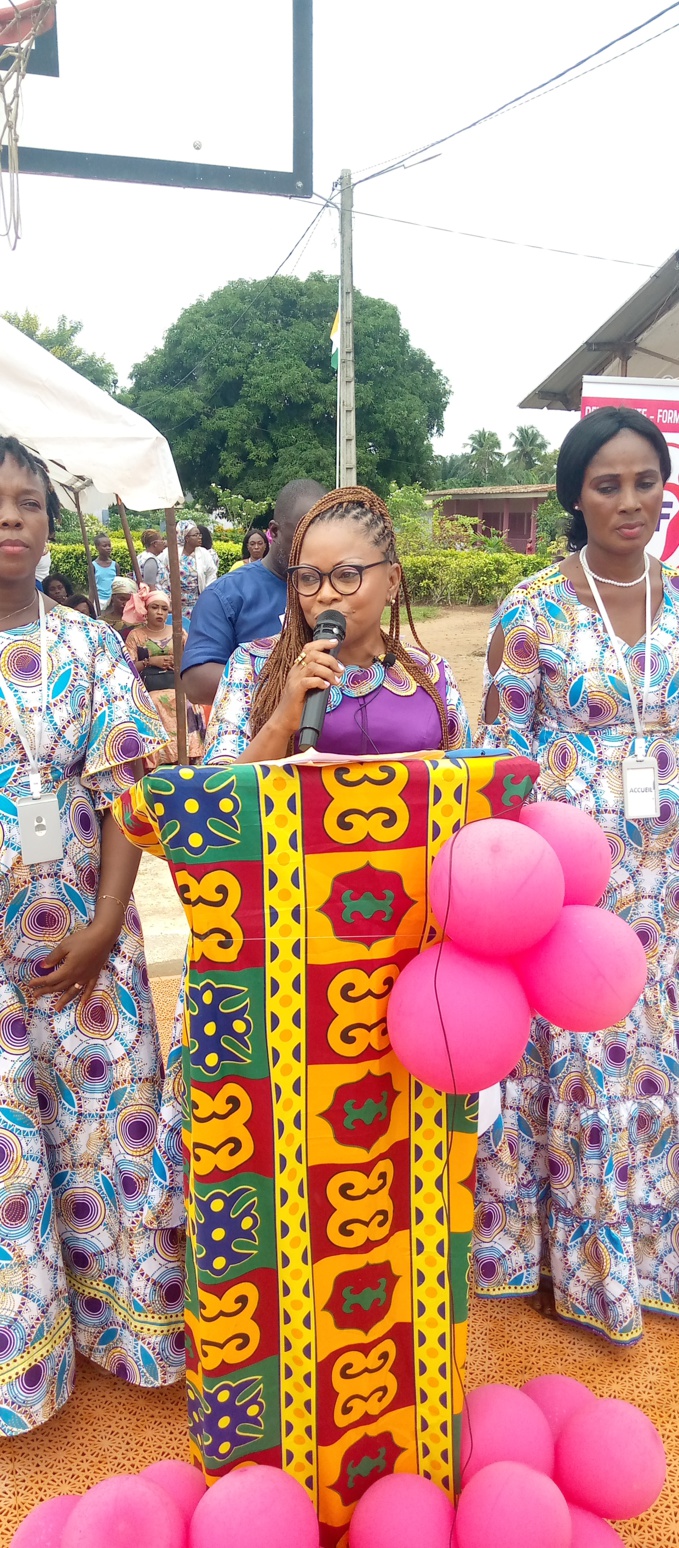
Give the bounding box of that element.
[581,376,679,562]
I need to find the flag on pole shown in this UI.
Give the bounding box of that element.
[330,309,340,371]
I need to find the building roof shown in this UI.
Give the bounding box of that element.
[427,484,555,500]
[520,250,679,411]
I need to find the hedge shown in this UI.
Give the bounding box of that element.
[48,539,546,608]
[48,539,242,592]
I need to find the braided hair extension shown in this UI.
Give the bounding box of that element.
[0,434,60,534]
[250,485,451,749]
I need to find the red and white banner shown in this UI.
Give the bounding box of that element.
[581,376,679,563]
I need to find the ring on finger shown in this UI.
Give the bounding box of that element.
[296,651,307,666]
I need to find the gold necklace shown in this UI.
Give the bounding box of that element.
[0,591,38,624]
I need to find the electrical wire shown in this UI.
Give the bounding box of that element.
[352,2,679,187]
[349,206,656,270]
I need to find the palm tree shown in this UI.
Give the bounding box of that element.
[465,429,505,484]
[509,424,549,474]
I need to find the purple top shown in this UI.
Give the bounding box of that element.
[203,638,471,761]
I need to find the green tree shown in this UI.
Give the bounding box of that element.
[2,310,117,392]
[124,273,450,502]
[465,428,506,484]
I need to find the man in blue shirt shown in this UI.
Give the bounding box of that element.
[181,478,327,706]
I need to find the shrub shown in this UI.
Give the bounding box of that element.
[401,549,546,606]
[46,539,242,592]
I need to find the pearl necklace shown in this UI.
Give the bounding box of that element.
[581,546,649,589]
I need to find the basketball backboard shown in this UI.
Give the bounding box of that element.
[2,0,313,197]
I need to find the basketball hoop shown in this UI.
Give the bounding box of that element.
[0,0,56,247]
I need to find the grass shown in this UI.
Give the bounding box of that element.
[382,604,442,625]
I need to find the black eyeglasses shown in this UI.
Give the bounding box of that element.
[288,559,389,596]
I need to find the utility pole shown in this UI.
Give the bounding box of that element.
[339,168,356,486]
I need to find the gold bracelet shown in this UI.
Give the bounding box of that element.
[98,892,127,911]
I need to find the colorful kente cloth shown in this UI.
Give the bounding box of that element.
[0,606,185,1435]
[115,750,538,1544]
[204,640,470,761]
[473,562,679,1344]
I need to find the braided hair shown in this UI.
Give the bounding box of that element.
[250,485,451,748]
[0,435,60,534]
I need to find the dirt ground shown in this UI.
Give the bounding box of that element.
[134,606,495,970]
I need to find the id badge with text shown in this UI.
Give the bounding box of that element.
[622,756,660,821]
[15,794,63,865]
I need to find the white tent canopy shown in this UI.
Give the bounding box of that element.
[0,316,184,511]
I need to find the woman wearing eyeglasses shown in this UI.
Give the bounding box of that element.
[204,486,470,762]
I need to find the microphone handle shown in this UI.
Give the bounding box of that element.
[298,683,331,750]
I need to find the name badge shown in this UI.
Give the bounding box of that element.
[15,794,63,865]
[622,756,660,821]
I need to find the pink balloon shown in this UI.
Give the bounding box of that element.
[189,1465,319,1548]
[521,1375,594,1439]
[429,820,564,958]
[455,1462,571,1548]
[515,904,647,1032]
[569,1506,625,1546]
[387,941,531,1093]
[349,1473,455,1547]
[142,1462,206,1525]
[519,803,612,906]
[10,1495,81,1547]
[555,1398,666,1518]
[461,1384,554,1483]
[61,1476,186,1548]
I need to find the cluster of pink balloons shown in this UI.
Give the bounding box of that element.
[9,1460,320,1548]
[388,803,647,1094]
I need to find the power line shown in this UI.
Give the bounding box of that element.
[349,206,656,270]
[353,2,679,187]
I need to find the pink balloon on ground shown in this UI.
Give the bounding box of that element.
[189,1464,319,1548]
[460,1384,554,1483]
[142,1461,206,1525]
[455,1462,571,1548]
[519,802,612,906]
[10,1494,81,1547]
[514,904,647,1032]
[569,1505,625,1546]
[521,1374,594,1439]
[555,1398,666,1518]
[387,941,531,1093]
[429,820,565,957]
[349,1472,455,1547]
[61,1475,186,1548]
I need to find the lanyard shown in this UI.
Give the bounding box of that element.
[0,590,48,798]
[580,548,652,759]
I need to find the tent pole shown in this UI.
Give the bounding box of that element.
[116,496,142,585]
[164,507,188,766]
[74,491,100,616]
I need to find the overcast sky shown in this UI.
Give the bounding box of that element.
[2,0,679,460]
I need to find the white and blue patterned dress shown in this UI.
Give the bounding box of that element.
[0,605,185,1433]
[473,562,679,1344]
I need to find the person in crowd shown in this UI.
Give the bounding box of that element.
[204,485,470,763]
[35,537,51,585]
[182,478,327,707]
[0,434,184,1434]
[124,586,205,764]
[197,523,220,586]
[229,526,270,571]
[138,528,166,588]
[100,574,138,636]
[69,592,97,618]
[155,519,215,622]
[472,405,679,1345]
[43,571,73,605]
[92,529,119,608]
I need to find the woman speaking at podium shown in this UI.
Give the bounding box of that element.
[204,485,470,763]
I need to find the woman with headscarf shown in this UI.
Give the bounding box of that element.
[155,520,216,623]
[124,586,205,764]
[100,574,138,637]
[0,434,184,1433]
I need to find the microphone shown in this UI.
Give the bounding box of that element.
[298,608,347,751]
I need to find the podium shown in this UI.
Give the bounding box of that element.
[116,749,538,1545]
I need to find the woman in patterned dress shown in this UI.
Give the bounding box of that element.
[473,406,679,1344]
[204,486,469,763]
[0,436,184,1433]
[156,520,214,623]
